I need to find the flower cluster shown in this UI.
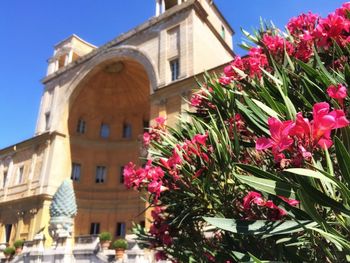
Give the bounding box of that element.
[143,116,166,147]
[256,102,349,166]
[262,34,294,57]
[161,133,212,180]
[219,47,268,85]
[327,84,347,105]
[124,160,165,202]
[243,191,299,220]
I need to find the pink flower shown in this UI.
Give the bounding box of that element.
[256,117,294,161]
[190,93,202,107]
[287,12,319,38]
[193,134,208,146]
[327,84,347,105]
[143,132,151,146]
[155,116,166,126]
[335,2,350,17]
[243,191,265,210]
[219,76,233,85]
[313,102,349,144]
[278,196,300,206]
[314,13,350,47]
[291,102,350,149]
[262,34,294,56]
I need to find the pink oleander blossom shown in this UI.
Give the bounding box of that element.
[287,12,319,38]
[262,34,294,56]
[314,13,350,47]
[243,192,289,220]
[243,191,265,210]
[290,102,350,149]
[278,196,300,206]
[327,84,347,105]
[256,117,294,161]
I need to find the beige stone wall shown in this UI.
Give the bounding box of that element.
[192,10,233,74]
[198,0,233,49]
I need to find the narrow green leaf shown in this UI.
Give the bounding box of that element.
[285,168,338,186]
[335,137,350,186]
[204,217,316,236]
[234,173,296,199]
[252,99,281,119]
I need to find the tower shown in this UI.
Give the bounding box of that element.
[0,0,234,246]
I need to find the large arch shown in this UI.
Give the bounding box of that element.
[65,47,154,237]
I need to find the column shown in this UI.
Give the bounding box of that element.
[161,0,165,13]
[156,0,160,16]
[3,159,14,201]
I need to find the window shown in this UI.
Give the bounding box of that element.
[116,222,126,237]
[170,59,180,81]
[71,163,81,181]
[122,123,132,139]
[3,170,7,188]
[45,112,50,130]
[120,166,125,184]
[90,222,100,235]
[76,119,86,134]
[16,166,24,184]
[100,123,110,138]
[96,166,106,183]
[221,25,226,39]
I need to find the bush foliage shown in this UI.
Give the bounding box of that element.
[125,3,350,262]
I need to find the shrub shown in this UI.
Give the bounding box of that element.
[126,2,350,262]
[3,247,15,256]
[112,239,128,250]
[99,232,112,242]
[13,240,24,249]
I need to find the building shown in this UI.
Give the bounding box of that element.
[0,0,234,246]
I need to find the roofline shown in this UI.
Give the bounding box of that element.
[210,1,235,35]
[0,131,66,156]
[42,0,234,84]
[54,34,97,49]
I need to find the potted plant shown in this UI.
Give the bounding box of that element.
[3,246,15,259]
[99,232,112,250]
[112,238,128,260]
[13,240,24,254]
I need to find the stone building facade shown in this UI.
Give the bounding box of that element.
[0,0,234,246]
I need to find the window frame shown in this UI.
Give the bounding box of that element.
[95,166,107,183]
[90,222,100,235]
[116,222,126,237]
[71,163,82,182]
[122,122,132,139]
[170,58,180,81]
[100,123,110,138]
[76,119,86,134]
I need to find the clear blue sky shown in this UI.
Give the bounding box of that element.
[0,0,345,149]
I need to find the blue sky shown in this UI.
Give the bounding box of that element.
[0,0,346,149]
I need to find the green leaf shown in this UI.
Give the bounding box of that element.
[234,173,296,199]
[236,163,283,182]
[285,168,338,186]
[335,137,350,186]
[252,99,281,119]
[203,217,316,236]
